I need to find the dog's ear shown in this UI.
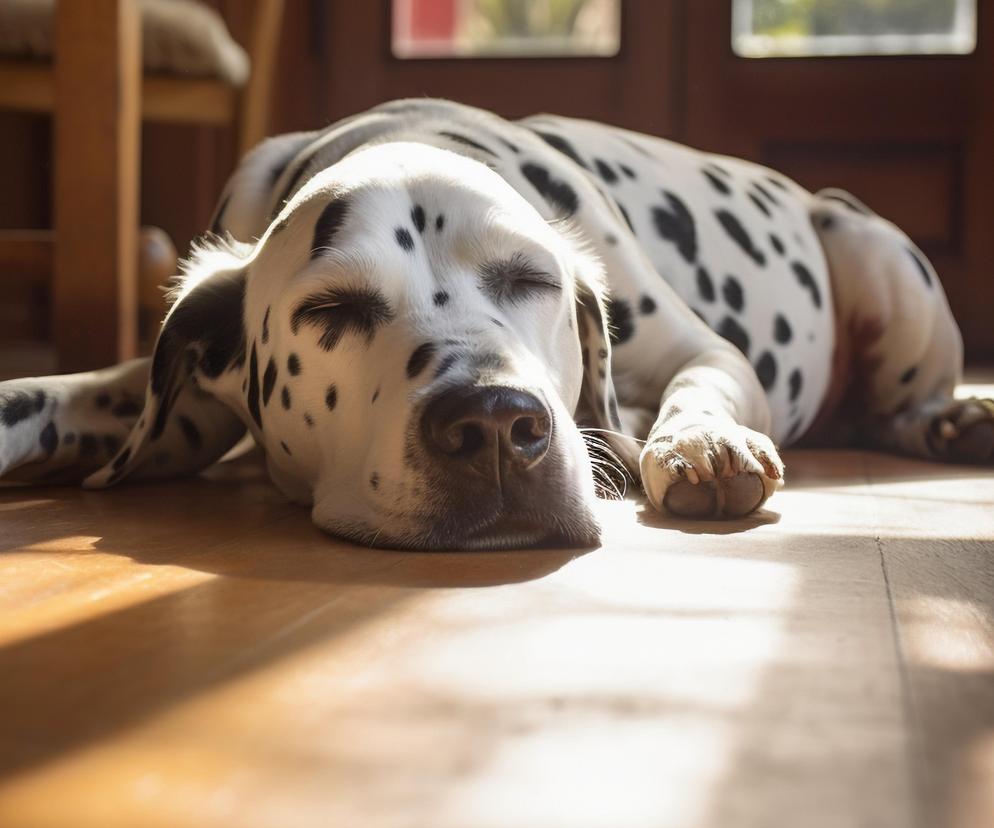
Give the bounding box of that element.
[571,253,641,475]
[83,241,252,488]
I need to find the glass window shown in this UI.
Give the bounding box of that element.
[392,0,621,59]
[732,0,977,58]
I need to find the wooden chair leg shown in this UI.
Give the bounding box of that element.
[0,226,177,362]
[53,0,141,372]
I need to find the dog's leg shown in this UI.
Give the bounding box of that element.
[811,191,992,464]
[638,343,785,518]
[0,359,246,484]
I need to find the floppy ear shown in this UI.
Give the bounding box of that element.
[571,255,641,476]
[83,241,252,488]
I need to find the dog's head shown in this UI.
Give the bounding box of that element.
[89,143,637,549]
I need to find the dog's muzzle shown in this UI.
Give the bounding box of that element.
[413,385,597,549]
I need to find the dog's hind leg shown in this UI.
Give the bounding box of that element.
[811,190,992,464]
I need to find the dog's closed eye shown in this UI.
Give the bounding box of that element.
[478,253,560,304]
[291,287,394,351]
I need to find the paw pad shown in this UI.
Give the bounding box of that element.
[663,471,767,519]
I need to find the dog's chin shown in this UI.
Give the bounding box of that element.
[322,503,601,551]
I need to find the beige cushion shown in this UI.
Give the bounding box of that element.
[0,0,249,85]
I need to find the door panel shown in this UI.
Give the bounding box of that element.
[685,2,994,357]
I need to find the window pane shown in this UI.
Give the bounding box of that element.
[732,0,977,58]
[392,0,620,59]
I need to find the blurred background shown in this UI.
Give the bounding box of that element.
[0,0,990,372]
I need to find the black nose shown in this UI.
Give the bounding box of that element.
[422,386,552,477]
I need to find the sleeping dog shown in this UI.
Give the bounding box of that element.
[1,98,990,548]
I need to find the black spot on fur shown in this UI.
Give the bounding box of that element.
[490,316,505,328]
[435,214,445,232]
[696,266,716,302]
[79,433,99,456]
[262,306,271,343]
[292,287,394,351]
[607,297,635,346]
[95,393,111,409]
[178,415,202,450]
[433,290,450,307]
[907,248,933,288]
[1,389,45,426]
[520,162,579,217]
[281,440,292,456]
[717,316,750,357]
[702,167,731,196]
[900,365,918,385]
[816,213,836,230]
[435,353,459,379]
[411,204,426,234]
[39,421,58,456]
[595,158,618,184]
[112,447,131,472]
[531,130,589,169]
[407,343,437,379]
[748,192,771,218]
[773,314,793,344]
[103,435,120,455]
[325,384,338,411]
[651,191,697,264]
[287,353,300,376]
[765,176,789,192]
[281,385,292,410]
[247,342,262,429]
[111,399,142,419]
[616,202,634,233]
[395,227,415,252]
[64,432,76,445]
[438,130,497,157]
[262,357,278,406]
[370,471,380,490]
[499,137,520,153]
[753,181,781,207]
[304,413,314,427]
[789,368,803,402]
[770,234,785,256]
[639,295,656,315]
[722,276,744,312]
[755,352,777,390]
[715,209,766,267]
[791,261,822,309]
[311,197,350,259]
[619,163,636,179]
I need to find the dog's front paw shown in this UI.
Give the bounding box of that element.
[640,420,784,518]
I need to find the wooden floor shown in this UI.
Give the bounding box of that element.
[1,390,992,827]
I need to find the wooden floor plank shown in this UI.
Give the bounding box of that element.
[0,383,991,826]
[862,455,994,828]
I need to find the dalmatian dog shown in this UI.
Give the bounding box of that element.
[1,98,991,548]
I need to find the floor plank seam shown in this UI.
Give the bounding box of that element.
[864,450,934,828]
